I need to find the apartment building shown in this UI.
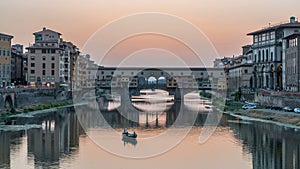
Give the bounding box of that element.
[26,27,78,88]
[0,33,13,87]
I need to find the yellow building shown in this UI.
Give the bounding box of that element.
[0,33,13,87]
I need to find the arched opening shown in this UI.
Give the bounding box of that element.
[270,65,275,89]
[138,76,146,88]
[158,77,166,85]
[250,76,253,89]
[266,49,269,61]
[4,96,13,109]
[277,64,283,90]
[147,76,157,88]
[253,66,257,88]
[261,65,266,88]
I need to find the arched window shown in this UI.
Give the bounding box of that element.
[262,50,265,62]
[266,49,269,61]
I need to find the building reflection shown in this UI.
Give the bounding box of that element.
[0,130,26,168]
[27,108,83,168]
[229,120,300,169]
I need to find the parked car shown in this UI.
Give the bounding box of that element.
[294,108,300,113]
[283,106,294,112]
[242,104,257,110]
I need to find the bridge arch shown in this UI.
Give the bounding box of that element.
[148,76,157,85]
[4,95,13,109]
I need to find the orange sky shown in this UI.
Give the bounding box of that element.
[1,0,300,66]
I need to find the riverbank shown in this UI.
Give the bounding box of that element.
[0,100,74,124]
[225,109,300,128]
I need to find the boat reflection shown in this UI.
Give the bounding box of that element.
[122,135,137,147]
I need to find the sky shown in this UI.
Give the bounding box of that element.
[1,0,300,66]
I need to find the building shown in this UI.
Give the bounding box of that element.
[0,33,13,87]
[96,67,226,91]
[283,32,300,91]
[247,16,300,90]
[11,44,24,85]
[26,27,79,88]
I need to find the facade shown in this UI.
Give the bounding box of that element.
[0,33,13,87]
[11,44,24,85]
[248,16,300,90]
[26,28,79,88]
[283,32,300,91]
[96,67,226,91]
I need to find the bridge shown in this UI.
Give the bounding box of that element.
[0,88,68,111]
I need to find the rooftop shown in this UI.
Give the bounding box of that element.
[33,27,62,35]
[0,33,13,39]
[283,32,300,39]
[247,16,300,35]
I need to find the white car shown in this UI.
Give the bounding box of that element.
[242,104,256,110]
[294,108,300,113]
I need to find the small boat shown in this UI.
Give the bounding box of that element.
[122,128,137,138]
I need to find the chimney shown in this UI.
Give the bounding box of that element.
[43,27,46,31]
[290,16,296,23]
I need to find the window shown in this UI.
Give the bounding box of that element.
[271,52,273,61]
[31,69,35,74]
[51,56,55,61]
[3,50,6,56]
[42,63,46,69]
[51,70,55,75]
[244,69,248,74]
[42,49,46,54]
[31,63,35,67]
[7,50,10,56]
[51,63,55,69]
[31,56,35,60]
[30,49,35,53]
[42,70,46,75]
[270,32,275,39]
[0,49,1,56]
[51,49,55,54]
[42,56,46,60]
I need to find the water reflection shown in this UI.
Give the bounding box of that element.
[228,116,300,169]
[0,108,84,168]
[1,104,300,168]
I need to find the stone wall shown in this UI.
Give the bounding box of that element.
[0,89,68,110]
[255,89,300,107]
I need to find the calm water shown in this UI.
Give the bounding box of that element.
[1,102,300,169]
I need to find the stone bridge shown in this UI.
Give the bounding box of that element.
[0,88,68,111]
[0,92,15,109]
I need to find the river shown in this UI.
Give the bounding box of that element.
[1,101,300,169]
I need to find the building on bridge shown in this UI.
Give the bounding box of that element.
[0,33,13,87]
[94,66,227,91]
[247,16,300,91]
